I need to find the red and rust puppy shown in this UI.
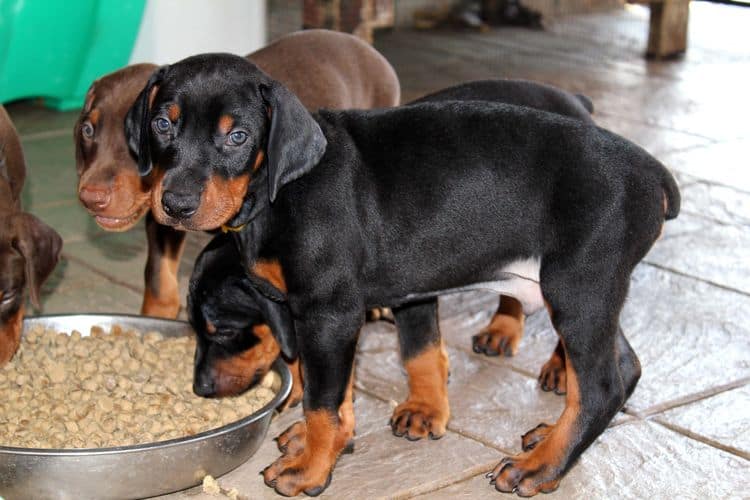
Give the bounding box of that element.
[125,54,679,496]
[0,106,63,364]
[75,29,400,319]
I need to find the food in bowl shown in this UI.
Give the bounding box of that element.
[0,324,278,449]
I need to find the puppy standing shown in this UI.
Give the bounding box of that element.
[188,79,597,407]
[75,29,400,319]
[0,106,62,364]
[126,55,679,496]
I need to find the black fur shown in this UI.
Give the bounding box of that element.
[188,232,294,397]
[135,53,680,495]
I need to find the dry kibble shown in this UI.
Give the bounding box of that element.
[0,325,276,449]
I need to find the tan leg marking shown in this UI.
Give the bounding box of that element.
[391,340,450,440]
[473,296,525,357]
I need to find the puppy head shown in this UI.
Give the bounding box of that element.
[0,213,62,364]
[124,53,326,231]
[188,234,295,398]
[75,64,158,231]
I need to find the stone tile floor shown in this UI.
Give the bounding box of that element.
[6,2,749,498]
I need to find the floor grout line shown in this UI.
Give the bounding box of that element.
[653,419,750,461]
[641,261,750,297]
[627,376,750,419]
[388,460,498,499]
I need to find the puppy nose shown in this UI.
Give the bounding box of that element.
[162,190,198,219]
[79,184,111,211]
[193,375,216,398]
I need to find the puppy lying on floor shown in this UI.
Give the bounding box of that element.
[0,106,62,364]
[74,29,400,319]
[126,54,679,496]
[187,78,598,410]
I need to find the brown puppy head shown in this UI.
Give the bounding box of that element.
[0,213,62,364]
[124,53,327,231]
[75,63,158,231]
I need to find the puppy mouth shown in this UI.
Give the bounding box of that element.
[93,205,149,231]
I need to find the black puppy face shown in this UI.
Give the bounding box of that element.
[192,302,280,398]
[125,53,326,231]
[188,233,295,398]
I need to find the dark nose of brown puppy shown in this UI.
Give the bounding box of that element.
[79,184,112,211]
[162,191,198,219]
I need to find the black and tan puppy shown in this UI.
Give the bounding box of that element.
[75,29,400,319]
[188,232,293,398]
[187,78,596,408]
[126,54,679,496]
[0,106,62,364]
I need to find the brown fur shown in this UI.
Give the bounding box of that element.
[391,340,450,440]
[264,374,356,496]
[252,259,287,293]
[75,31,399,317]
[211,324,281,397]
[0,106,62,365]
[0,304,24,365]
[473,296,525,356]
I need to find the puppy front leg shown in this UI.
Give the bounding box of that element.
[390,298,450,440]
[141,212,186,318]
[263,310,360,497]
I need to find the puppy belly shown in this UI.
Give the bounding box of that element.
[402,258,544,315]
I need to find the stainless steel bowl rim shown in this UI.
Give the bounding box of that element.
[1,313,292,457]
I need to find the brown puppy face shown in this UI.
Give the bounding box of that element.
[124,53,326,232]
[75,64,157,231]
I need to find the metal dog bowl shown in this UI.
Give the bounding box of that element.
[0,314,291,500]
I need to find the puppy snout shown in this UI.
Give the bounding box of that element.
[193,374,216,398]
[79,184,112,211]
[162,190,199,219]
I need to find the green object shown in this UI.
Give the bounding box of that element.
[0,0,146,110]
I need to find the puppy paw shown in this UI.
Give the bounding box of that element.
[262,452,334,497]
[276,421,307,455]
[472,314,523,357]
[538,351,567,395]
[390,400,448,440]
[487,454,562,496]
[521,423,552,451]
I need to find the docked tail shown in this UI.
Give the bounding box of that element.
[575,93,594,114]
[661,167,681,220]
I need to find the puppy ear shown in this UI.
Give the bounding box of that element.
[259,82,327,203]
[125,65,169,177]
[257,297,297,360]
[12,213,63,310]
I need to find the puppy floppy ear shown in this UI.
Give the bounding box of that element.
[125,65,169,176]
[11,213,63,310]
[256,296,296,360]
[259,82,327,203]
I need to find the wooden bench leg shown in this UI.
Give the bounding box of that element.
[646,0,689,58]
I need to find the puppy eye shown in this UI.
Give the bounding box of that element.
[227,130,248,146]
[81,121,94,139]
[152,117,172,134]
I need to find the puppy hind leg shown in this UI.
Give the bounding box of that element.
[472,295,525,357]
[490,263,637,496]
[390,298,450,441]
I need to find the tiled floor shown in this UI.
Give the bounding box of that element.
[6,2,749,498]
